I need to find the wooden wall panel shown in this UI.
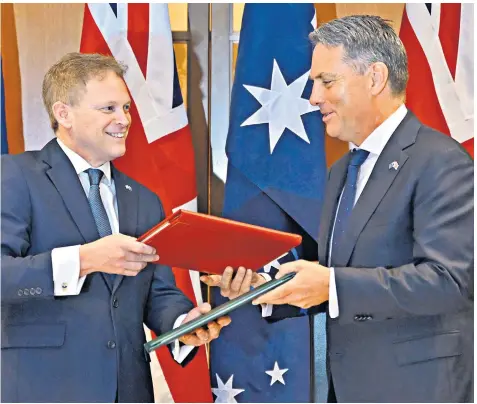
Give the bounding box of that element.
[336,3,404,32]
[13,3,84,150]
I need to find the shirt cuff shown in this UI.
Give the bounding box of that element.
[259,272,273,317]
[171,313,196,364]
[52,246,86,296]
[328,267,339,318]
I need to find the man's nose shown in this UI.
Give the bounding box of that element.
[115,109,131,126]
[309,82,324,107]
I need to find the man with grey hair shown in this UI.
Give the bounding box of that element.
[212,15,473,402]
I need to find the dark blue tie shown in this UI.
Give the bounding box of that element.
[313,149,369,402]
[331,148,370,259]
[86,169,113,238]
[86,168,115,286]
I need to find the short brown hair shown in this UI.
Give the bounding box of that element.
[42,52,128,131]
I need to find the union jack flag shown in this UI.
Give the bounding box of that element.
[400,3,474,157]
[80,4,211,402]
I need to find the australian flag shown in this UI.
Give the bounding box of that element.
[209,4,326,402]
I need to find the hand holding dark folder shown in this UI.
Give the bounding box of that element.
[144,272,296,353]
[176,303,231,347]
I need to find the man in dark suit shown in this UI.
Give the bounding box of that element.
[1,52,230,403]
[209,15,473,402]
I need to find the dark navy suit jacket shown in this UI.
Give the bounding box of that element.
[270,112,474,402]
[1,139,195,402]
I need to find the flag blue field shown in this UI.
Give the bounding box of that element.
[209,4,327,402]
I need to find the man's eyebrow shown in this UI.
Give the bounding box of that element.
[309,72,339,80]
[94,100,131,106]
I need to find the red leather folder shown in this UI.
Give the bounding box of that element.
[137,210,302,274]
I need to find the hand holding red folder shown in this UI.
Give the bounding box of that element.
[200,266,268,299]
[137,210,302,274]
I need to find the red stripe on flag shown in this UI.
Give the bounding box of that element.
[462,138,474,158]
[439,4,461,80]
[155,346,212,403]
[400,8,450,136]
[128,4,149,78]
[80,6,111,55]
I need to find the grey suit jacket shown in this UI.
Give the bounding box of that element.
[1,139,196,402]
[317,112,473,402]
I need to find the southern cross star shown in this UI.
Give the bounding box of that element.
[212,374,245,403]
[265,361,289,386]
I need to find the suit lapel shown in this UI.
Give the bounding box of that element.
[325,112,421,267]
[333,145,409,267]
[111,165,139,292]
[317,154,350,264]
[42,140,100,244]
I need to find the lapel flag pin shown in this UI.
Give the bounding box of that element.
[125,185,132,191]
[389,161,399,170]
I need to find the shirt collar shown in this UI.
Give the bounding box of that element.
[56,138,112,184]
[351,104,408,156]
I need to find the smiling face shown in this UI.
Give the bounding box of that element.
[309,44,376,145]
[55,70,131,167]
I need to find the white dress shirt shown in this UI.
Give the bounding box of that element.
[52,139,192,361]
[52,139,117,296]
[328,104,408,317]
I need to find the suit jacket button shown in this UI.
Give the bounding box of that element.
[354,315,360,321]
[36,287,42,295]
[113,298,119,308]
[107,340,116,349]
[30,288,36,295]
[18,289,23,296]
[23,288,30,295]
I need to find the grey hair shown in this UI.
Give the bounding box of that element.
[309,15,408,96]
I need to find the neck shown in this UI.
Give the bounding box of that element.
[352,97,404,146]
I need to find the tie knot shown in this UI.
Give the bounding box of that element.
[349,149,370,167]
[86,168,104,186]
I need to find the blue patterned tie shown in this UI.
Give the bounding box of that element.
[86,168,115,285]
[331,148,369,253]
[86,169,113,238]
[313,148,369,402]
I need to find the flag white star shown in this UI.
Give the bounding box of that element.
[265,361,289,386]
[241,59,320,154]
[212,374,245,403]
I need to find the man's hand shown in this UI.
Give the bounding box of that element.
[252,260,330,309]
[179,303,231,346]
[79,234,159,277]
[200,266,268,299]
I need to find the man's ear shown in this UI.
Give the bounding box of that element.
[368,62,389,96]
[52,101,73,129]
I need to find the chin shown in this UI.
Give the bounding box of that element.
[325,129,341,139]
[110,147,127,161]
